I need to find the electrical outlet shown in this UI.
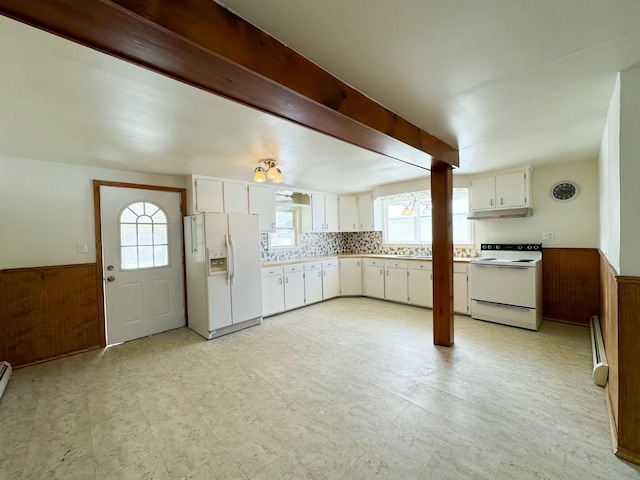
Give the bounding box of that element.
[542,232,554,240]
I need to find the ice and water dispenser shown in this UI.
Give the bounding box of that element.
[207,249,227,274]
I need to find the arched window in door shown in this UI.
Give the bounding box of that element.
[119,201,169,269]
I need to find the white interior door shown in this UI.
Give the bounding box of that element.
[101,186,185,344]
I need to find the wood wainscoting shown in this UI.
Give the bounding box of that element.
[0,263,103,368]
[600,252,640,465]
[542,248,600,325]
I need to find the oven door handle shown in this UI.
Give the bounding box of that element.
[471,264,532,270]
[472,299,532,312]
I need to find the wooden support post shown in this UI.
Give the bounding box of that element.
[431,160,454,347]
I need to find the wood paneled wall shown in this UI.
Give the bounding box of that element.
[0,263,102,367]
[600,256,619,429]
[542,248,600,325]
[600,252,640,465]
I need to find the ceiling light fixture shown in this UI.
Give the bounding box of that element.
[254,159,283,184]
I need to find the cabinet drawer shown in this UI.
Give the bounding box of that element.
[363,258,383,266]
[454,263,469,274]
[261,266,283,277]
[304,261,322,271]
[322,258,338,268]
[409,260,432,270]
[283,264,303,274]
[385,260,408,269]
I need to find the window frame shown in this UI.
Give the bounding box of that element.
[381,188,474,247]
[268,205,302,250]
[118,201,171,271]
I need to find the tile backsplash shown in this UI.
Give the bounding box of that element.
[260,231,478,262]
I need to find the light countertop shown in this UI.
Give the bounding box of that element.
[262,254,472,267]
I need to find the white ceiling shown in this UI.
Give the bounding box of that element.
[3,1,640,194]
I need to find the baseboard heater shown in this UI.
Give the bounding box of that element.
[590,316,608,387]
[0,361,12,400]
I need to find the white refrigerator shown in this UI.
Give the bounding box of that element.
[184,213,263,339]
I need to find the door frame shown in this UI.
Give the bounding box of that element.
[92,180,187,347]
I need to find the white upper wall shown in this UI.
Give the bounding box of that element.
[619,65,640,276]
[599,74,621,273]
[473,159,599,248]
[0,156,185,269]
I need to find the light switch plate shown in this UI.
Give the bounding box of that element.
[76,242,88,254]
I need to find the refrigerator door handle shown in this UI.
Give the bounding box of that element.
[224,234,232,285]
[190,216,197,253]
[229,234,236,285]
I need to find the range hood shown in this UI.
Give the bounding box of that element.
[467,208,533,220]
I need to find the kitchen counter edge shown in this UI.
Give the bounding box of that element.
[262,254,472,268]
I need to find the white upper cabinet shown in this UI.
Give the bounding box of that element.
[223,182,248,214]
[469,176,496,211]
[248,185,276,232]
[193,177,224,213]
[339,193,375,232]
[189,175,251,215]
[339,196,358,232]
[311,193,339,232]
[469,168,531,213]
[324,194,339,232]
[495,171,528,208]
[357,193,375,231]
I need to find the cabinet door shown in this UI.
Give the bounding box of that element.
[324,194,339,232]
[469,176,495,211]
[262,275,284,316]
[340,259,362,296]
[363,265,385,299]
[311,193,326,231]
[248,185,276,231]
[496,171,527,208]
[339,196,358,232]
[195,178,224,213]
[305,270,324,304]
[358,194,374,230]
[322,266,340,299]
[385,267,408,303]
[284,271,306,310]
[453,271,469,314]
[223,182,248,214]
[408,269,432,308]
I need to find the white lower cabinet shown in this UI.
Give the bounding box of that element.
[363,259,385,299]
[339,258,362,295]
[408,261,432,308]
[304,261,324,304]
[284,265,305,310]
[262,257,470,317]
[384,260,408,303]
[261,267,284,317]
[322,259,340,299]
[454,264,469,314]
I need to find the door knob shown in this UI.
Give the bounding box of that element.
[106,276,115,282]
[106,265,114,271]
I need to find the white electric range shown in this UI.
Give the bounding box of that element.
[469,243,542,330]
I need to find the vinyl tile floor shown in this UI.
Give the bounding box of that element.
[1,297,639,479]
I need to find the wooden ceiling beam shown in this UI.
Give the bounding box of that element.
[0,0,458,168]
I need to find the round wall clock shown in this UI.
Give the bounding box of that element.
[551,181,579,201]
